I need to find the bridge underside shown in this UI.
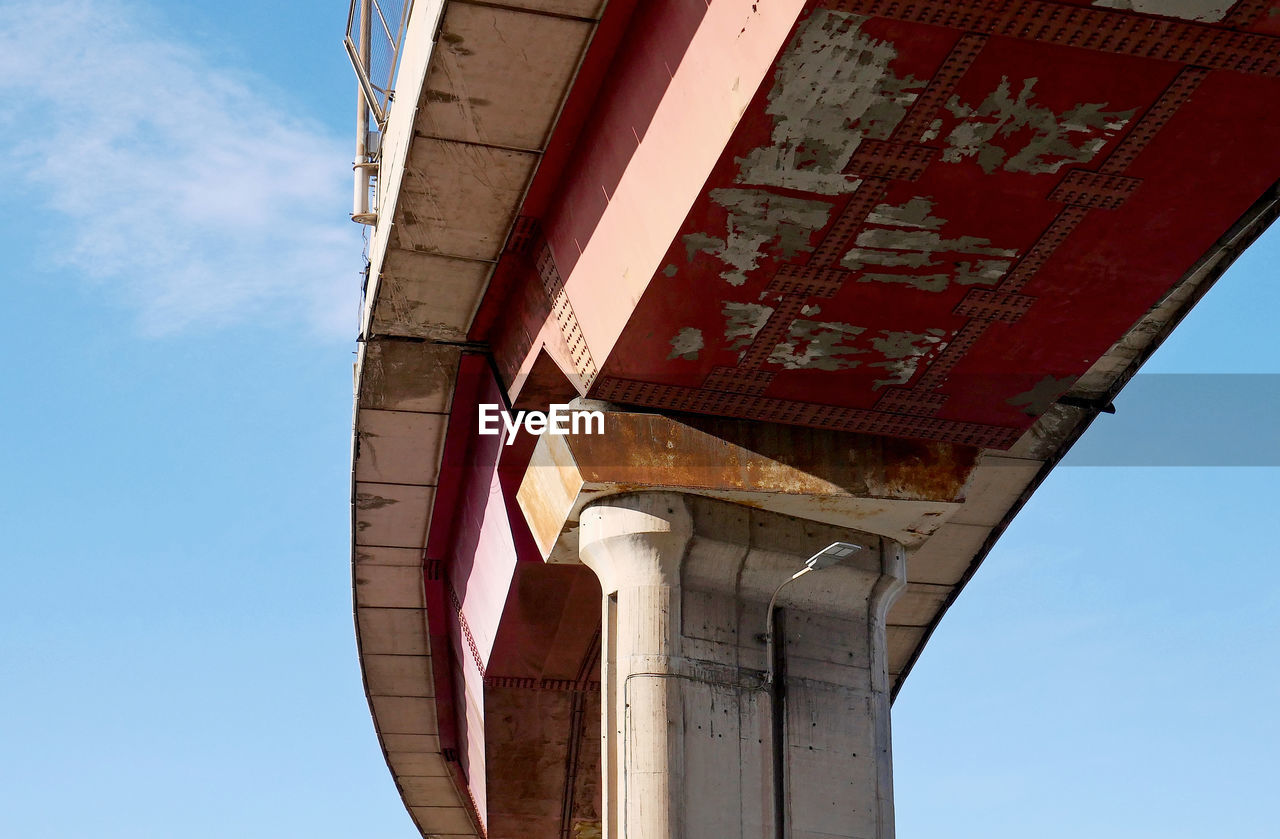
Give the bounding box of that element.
[350,0,1280,835]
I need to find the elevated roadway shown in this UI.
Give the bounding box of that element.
[347,1,1280,835]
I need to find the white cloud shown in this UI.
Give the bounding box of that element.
[0,0,362,337]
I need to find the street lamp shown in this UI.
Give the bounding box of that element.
[764,541,862,684]
[763,541,863,839]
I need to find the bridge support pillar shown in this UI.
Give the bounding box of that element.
[578,491,906,839]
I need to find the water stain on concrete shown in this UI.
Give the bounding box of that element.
[356,492,398,511]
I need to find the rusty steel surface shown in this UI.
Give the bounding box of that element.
[571,413,978,501]
[592,19,1277,441]
[516,409,981,561]
[482,0,1280,448]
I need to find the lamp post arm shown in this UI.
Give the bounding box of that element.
[765,566,811,685]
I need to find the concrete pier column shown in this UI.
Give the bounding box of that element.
[578,492,906,839]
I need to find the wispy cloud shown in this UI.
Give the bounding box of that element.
[0,0,361,337]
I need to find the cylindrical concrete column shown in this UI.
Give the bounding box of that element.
[580,492,693,839]
[579,492,906,839]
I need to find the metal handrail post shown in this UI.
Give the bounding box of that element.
[352,0,375,223]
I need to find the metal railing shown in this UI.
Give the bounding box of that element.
[345,0,413,224]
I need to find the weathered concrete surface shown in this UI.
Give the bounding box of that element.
[351,339,471,836]
[350,0,610,832]
[579,492,905,839]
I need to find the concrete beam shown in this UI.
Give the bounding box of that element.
[517,407,979,561]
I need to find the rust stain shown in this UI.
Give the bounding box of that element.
[880,440,979,502]
[564,412,976,502]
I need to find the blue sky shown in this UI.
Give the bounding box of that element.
[0,1,1275,837]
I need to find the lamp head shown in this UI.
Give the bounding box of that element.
[805,541,861,571]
